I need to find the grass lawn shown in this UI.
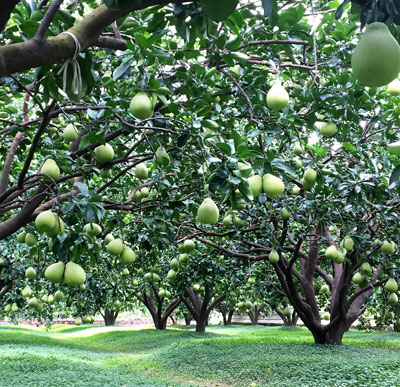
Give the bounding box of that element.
[0,324,399,386]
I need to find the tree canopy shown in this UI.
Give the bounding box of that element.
[1,0,400,344]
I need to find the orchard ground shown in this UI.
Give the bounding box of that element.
[1,324,400,386]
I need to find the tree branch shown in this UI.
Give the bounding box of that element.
[0,132,24,193]
[34,0,64,41]
[0,1,186,76]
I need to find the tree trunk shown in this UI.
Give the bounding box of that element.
[103,309,118,326]
[139,287,181,331]
[154,318,167,330]
[196,316,207,333]
[247,311,257,325]
[180,286,227,334]
[184,313,192,326]
[221,308,234,325]
[311,325,347,345]
[226,309,234,325]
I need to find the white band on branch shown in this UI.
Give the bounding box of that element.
[57,31,82,95]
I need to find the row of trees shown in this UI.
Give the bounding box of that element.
[1,0,400,344]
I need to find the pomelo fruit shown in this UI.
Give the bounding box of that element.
[351,22,400,87]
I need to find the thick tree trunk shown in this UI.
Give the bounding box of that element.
[180,286,226,334]
[139,286,181,331]
[196,316,207,333]
[103,309,118,326]
[154,318,167,330]
[311,325,347,345]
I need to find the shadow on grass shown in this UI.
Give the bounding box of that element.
[0,325,229,354]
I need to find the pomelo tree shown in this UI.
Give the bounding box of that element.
[1,0,400,345]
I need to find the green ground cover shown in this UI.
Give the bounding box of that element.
[0,324,399,386]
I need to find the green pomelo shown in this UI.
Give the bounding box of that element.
[63,124,78,143]
[35,301,44,313]
[333,250,345,264]
[388,293,399,304]
[44,261,65,283]
[381,240,395,254]
[179,253,188,263]
[170,258,179,270]
[361,262,372,275]
[104,233,114,244]
[155,146,170,165]
[22,286,32,297]
[140,187,150,197]
[269,250,279,263]
[325,245,338,260]
[303,168,317,183]
[266,83,289,110]
[84,223,102,237]
[120,246,136,264]
[223,215,233,227]
[248,175,262,197]
[385,311,394,320]
[351,22,400,87]
[134,163,149,180]
[24,233,37,247]
[282,307,291,317]
[293,143,303,155]
[343,236,354,252]
[144,272,152,282]
[64,262,86,286]
[385,278,398,293]
[45,214,65,237]
[35,210,57,233]
[28,297,38,308]
[25,267,36,279]
[129,92,153,120]
[233,215,245,227]
[262,174,284,199]
[197,197,220,224]
[100,168,112,178]
[152,273,160,282]
[107,238,124,256]
[319,122,337,137]
[94,143,114,164]
[352,272,363,284]
[321,284,330,294]
[41,159,60,181]
[184,239,195,252]
[280,207,290,220]
[292,185,301,195]
[54,290,64,302]
[17,232,26,243]
[167,269,177,279]
[293,158,303,170]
